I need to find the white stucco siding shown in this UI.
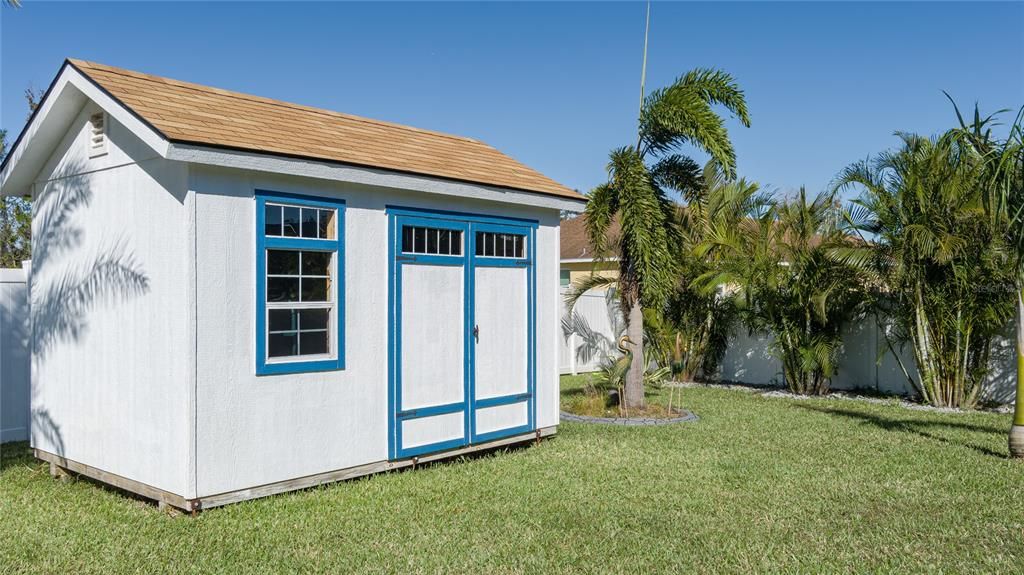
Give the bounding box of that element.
[534,220,561,429]
[30,103,193,496]
[191,165,561,497]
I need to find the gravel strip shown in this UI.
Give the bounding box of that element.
[666,381,1013,414]
[560,410,699,425]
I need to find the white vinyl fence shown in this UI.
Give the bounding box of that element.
[559,286,1017,403]
[1,264,30,442]
[719,320,1016,403]
[559,288,624,375]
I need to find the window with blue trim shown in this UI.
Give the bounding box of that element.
[256,191,345,375]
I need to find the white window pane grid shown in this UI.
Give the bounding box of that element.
[401,225,463,256]
[474,231,525,258]
[264,202,336,239]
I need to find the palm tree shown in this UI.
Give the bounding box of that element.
[836,131,1015,409]
[947,102,1024,452]
[699,187,865,394]
[652,161,763,382]
[584,69,750,409]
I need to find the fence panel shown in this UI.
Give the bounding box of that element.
[1,266,30,443]
[558,284,1017,403]
[559,288,623,375]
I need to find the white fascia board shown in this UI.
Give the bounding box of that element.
[0,74,84,197]
[0,63,170,197]
[167,142,587,213]
[560,257,619,264]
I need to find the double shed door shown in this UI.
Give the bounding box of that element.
[389,210,536,459]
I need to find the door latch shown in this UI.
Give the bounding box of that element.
[473,324,479,342]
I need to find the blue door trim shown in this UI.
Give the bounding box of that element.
[387,205,538,460]
[466,220,536,444]
[398,437,469,459]
[396,400,466,420]
[475,393,531,409]
[387,205,540,226]
[389,214,470,459]
[474,424,533,444]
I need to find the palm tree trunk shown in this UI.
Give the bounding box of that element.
[1009,287,1024,457]
[624,299,646,409]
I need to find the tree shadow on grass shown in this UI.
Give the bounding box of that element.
[795,404,1007,458]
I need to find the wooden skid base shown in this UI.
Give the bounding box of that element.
[35,426,556,512]
[35,449,192,511]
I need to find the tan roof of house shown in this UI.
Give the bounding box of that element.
[560,215,620,260]
[68,59,582,200]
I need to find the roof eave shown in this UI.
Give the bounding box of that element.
[168,141,588,212]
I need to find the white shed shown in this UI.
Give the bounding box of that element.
[0,59,585,510]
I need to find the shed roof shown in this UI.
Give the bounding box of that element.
[66,59,581,200]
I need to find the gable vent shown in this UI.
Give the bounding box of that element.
[88,112,107,157]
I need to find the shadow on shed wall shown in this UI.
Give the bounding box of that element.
[29,160,150,457]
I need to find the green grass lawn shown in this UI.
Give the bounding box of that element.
[2,375,1023,574]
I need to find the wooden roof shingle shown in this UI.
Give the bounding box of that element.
[69,59,582,200]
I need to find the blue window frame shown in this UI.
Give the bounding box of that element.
[256,190,345,375]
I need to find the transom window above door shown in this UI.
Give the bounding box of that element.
[475,231,525,258]
[401,225,463,256]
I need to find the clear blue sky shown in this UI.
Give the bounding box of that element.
[2,1,1022,199]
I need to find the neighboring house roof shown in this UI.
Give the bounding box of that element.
[560,215,620,261]
[1,59,583,203]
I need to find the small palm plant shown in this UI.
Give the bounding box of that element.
[593,340,671,417]
[699,187,866,395]
[659,161,764,382]
[563,282,671,416]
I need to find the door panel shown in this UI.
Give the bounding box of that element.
[401,411,465,449]
[473,266,528,400]
[400,264,464,410]
[470,223,533,443]
[475,402,529,436]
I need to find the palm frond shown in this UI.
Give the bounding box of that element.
[638,68,750,178]
[563,275,619,313]
[651,154,702,201]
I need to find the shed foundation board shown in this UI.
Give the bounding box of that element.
[34,448,193,510]
[34,426,557,511]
